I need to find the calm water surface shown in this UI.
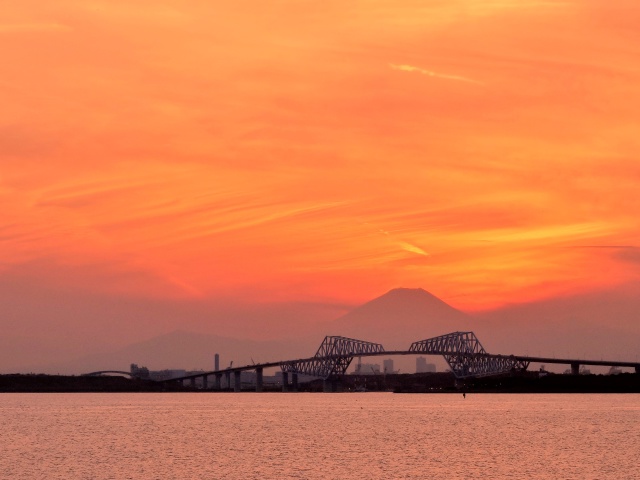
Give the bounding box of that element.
[1,393,638,479]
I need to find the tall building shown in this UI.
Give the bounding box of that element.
[416,357,436,373]
[383,359,394,374]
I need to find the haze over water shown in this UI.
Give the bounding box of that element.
[2,393,638,479]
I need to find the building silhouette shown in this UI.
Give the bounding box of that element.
[416,356,436,373]
[383,359,394,374]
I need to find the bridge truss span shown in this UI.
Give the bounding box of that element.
[282,336,384,379]
[409,331,530,378]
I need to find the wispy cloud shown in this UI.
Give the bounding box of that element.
[389,63,484,85]
[399,241,429,256]
[365,223,429,257]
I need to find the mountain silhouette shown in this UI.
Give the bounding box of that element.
[332,288,471,349]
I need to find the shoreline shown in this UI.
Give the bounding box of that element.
[2,371,639,394]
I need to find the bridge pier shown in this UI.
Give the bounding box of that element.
[215,374,222,390]
[571,362,580,375]
[256,368,263,392]
[292,373,298,392]
[282,372,289,392]
[234,371,241,392]
[225,371,231,390]
[190,377,196,388]
[202,375,208,390]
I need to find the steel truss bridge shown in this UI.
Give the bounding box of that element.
[88,331,640,392]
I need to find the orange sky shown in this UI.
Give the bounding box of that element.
[2,0,640,316]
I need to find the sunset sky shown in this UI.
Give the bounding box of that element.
[2,1,640,368]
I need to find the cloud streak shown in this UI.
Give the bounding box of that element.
[389,63,484,85]
[399,241,429,256]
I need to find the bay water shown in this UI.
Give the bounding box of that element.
[1,393,638,479]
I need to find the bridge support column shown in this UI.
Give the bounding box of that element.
[225,371,231,390]
[571,362,580,375]
[234,371,242,392]
[215,374,222,390]
[190,377,196,388]
[292,373,298,392]
[255,368,263,392]
[282,372,289,392]
[202,375,208,390]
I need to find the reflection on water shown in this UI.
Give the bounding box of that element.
[1,393,638,479]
